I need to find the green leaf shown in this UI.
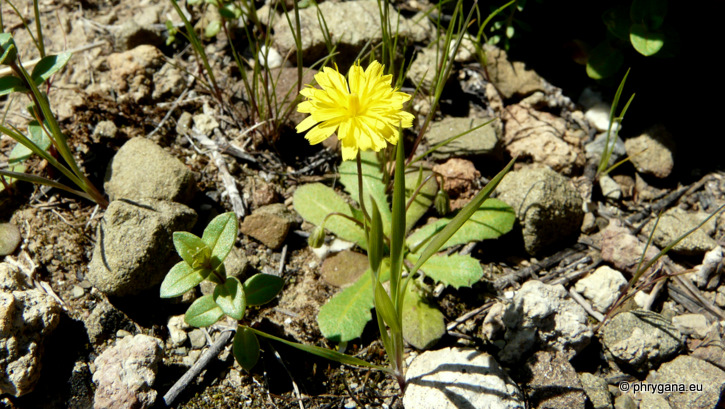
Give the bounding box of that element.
[586,42,624,80]
[339,151,391,236]
[233,327,260,371]
[173,232,211,269]
[317,263,391,342]
[30,53,72,86]
[0,33,18,65]
[8,121,51,164]
[402,284,445,350]
[202,212,237,271]
[406,198,515,253]
[389,139,406,307]
[630,0,667,29]
[408,158,516,278]
[213,277,246,320]
[205,20,222,38]
[160,261,209,298]
[405,167,437,232]
[368,200,384,275]
[0,76,27,97]
[243,273,285,306]
[246,326,385,370]
[410,254,483,289]
[185,294,224,327]
[629,24,665,56]
[293,183,366,249]
[373,279,401,335]
[602,5,631,41]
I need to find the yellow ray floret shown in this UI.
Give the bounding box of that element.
[296,61,415,160]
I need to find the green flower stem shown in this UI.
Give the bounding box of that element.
[356,152,372,224]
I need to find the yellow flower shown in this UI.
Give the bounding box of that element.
[296,61,415,160]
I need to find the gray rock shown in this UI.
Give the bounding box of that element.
[671,313,709,339]
[0,265,61,396]
[584,132,627,166]
[424,116,501,160]
[0,223,21,256]
[624,125,675,179]
[152,63,186,101]
[522,350,586,409]
[407,48,439,93]
[574,266,627,312]
[600,310,682,371]
[482,44,545,99]
[500,281,592,362]
[273,0,433,65]
[614,394,637,409]
[93,334,163,409]
[496,166,584,255]
[646,356,725,409]
[600,220,661,276]
[105,137,196,204]
[502,105,586,175]
[240,203,296,250]
[0,263,28,291]
[166,315,189,347]
[599,174,622,201]
[93,120,118,141]
[642,207,717,256]
[404,347,524,409]
[584,102,620,133]
[639,392,672,409]
[84,299,137,344]
[87,199,197,296]
[578,373,613,409]
[188,329,206,350]
[192,113,219,136]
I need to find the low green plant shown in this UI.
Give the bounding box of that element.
[0,31,108,207]
[160,212,379,371]
[596,68,635,178]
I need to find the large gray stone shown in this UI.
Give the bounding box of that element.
[87,199,197,296]
[579,373,613,409]
[0,264,61,397]
[601,310,683,371]
[105,137,196,203]
[424,116,501,160]
[93,334,163,409]
[496,165,584,255]
[273,0,432,65]
[646,355,725,409]
[501,280,592,362]
[404,347,524,409]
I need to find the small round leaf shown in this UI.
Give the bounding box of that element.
[586,42,624,80]
[630,24,665,56]
[185,294,224,327]
[233,327,260,371]
[243,274,285,306]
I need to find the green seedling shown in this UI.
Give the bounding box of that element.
[160,212,379,372]
[0,30,108,207]
[596,68,635,178]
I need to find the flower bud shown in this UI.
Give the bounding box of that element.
[308,225,326,248]
[434,189,450,216]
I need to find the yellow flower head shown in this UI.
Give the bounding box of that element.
[296,61,415,160]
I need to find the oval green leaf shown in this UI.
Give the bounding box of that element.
[0,75,27,97]
[243,273,285,306]
[586,42,624,80]
[213,277,246,320]
[160,261,208,298]
[233,327,260,371]
[413,254,484,289]
[629,24,665,56]
[402,285,445,350]
[293,183,366,249]
[173,231,210,268]
[201,212,237,271]
[185,294,224,327]
[602,5,630,41]
[31,52,72,86]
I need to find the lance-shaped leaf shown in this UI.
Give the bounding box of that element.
[201,212,237,271]
[293,183,366,249]
[317,262,391,342]
[185,294,224,327]
[243,273,284,306]
[406,198,515,253]
[213,277,246,320]
[0,76,27,97]
[8,121,51,164]
[233,326,260,371]
[339,151,391,236]
[160,261,210,298]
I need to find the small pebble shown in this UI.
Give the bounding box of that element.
[70,285,85,299]
[188,329,207,349]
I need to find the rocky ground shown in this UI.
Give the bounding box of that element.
[1,1,724,408]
